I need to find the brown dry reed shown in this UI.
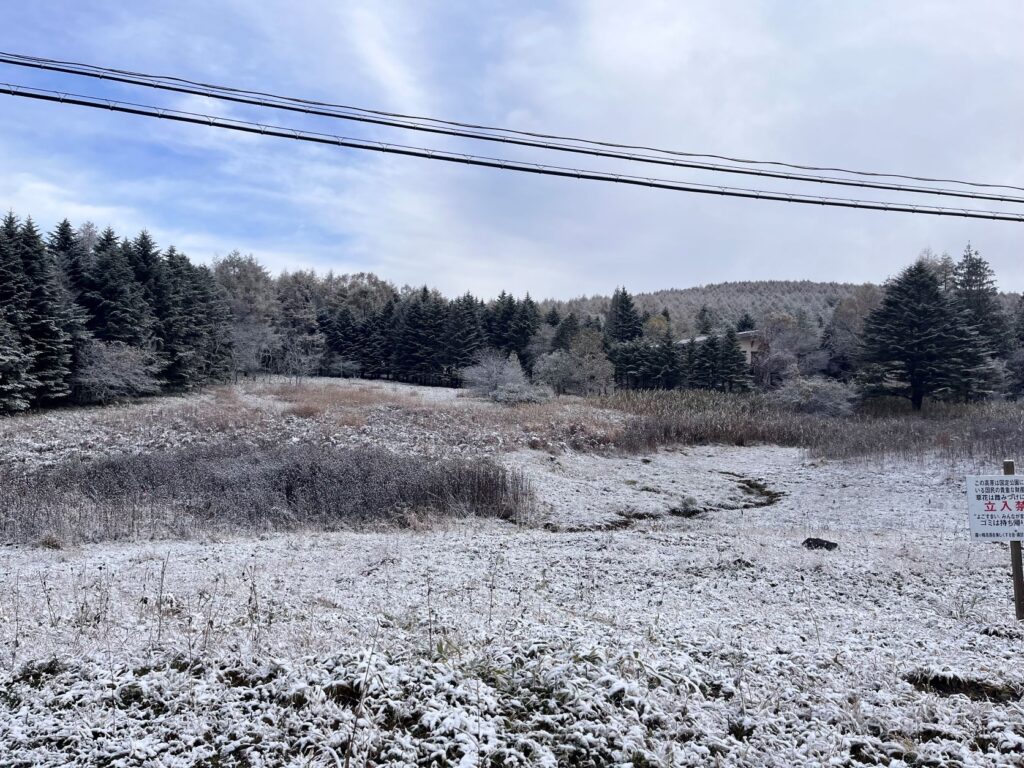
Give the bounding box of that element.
[0,444,533,545]
[604,389,1024,463]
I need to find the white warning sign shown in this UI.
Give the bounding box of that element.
[966,475,1024,542]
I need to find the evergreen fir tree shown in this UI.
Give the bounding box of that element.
[322,303,359,373]
[608,340,649,389]
[161,247,205,388]
[129,231,172,353]
[604,287,643,344]
[510,294,541,365]
[48,219,90,297]
[691,334,721,389]
[193,265,234,383]
[485,292,518,352]
[735,312,756,332]
[861,260,986,410]
[358,300,394,379]
[0,213,34,357]
[20,218,72,403]
[1014,295,1024,346]
[952,243,1010,357]
[680,336,697,388]
[86,233,153,347]
[648,327,681,389]
[0,314,32,413]
[552,312,580,351]
[403,288,448,383]
[544,306,561,326]
[695,304,715,335]
[718,326,750,392]
[446,293,485,371]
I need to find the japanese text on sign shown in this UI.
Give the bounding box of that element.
[966,475,1024,542]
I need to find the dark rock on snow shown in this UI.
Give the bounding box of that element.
[802,537,839,551]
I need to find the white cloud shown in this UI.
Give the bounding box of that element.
[0,0,1022,297]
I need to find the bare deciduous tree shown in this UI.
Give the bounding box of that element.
[71,340,160,404]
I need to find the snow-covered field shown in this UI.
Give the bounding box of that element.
[1,379,1022,766]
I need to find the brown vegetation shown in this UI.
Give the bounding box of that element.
[0,443,534,545]
[603,389,1024,462]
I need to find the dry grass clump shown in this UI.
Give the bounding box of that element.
[262,381,424,410]
[603,389,1024,462]
[0,444,533,545]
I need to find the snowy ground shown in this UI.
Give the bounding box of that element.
[1,381,1022,766]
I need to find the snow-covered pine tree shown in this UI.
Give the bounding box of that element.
[0,213,40,398]
[695,304,715,336]
[0,311,32,413]
[648,326,682,389]
[718,326,751,392]
[48,219,91,297]
[19,218,72,403]
[861,260,985,410]
[680,336,697,388]
[691,334,721,389]
[552,312,580,351]
[603,287,643,345]
[192,265,233,384]
[446,292,485,371]
[510,294,541,364]
[485,292,518,353]
[952,243,1011,357]
[160,247,204,388]
[86,233,154,347]
[357,300,393,379]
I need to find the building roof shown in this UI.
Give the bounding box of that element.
[676,329,763,346]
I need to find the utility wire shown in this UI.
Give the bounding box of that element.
[2,50,1023,199]
[3,81,1023,223]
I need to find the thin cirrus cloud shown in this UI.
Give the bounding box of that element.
[0,0,1022,298]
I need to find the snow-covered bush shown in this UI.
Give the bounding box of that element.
[461,349,527,393]
[771,376,857,417]
[492,381,551,404]
[71,340,160,404]
[534,349,614,396]
[461,350,548,404]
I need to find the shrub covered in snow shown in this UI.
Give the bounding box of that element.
[461,349,527,393]
[771,376,858,417]
[462,350,550,404]
[491,381,551,405]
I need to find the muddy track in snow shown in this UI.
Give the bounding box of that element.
[545,470,786,532]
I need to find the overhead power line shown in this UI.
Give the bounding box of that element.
[2,50,1023,202]
[3,81,1023,223]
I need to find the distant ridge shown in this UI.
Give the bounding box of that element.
[545,280,867,333]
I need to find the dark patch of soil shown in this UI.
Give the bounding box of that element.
[905,669,1022,703]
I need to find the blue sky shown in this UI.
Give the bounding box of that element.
[1,1,1022,298]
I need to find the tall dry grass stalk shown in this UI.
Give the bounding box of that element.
[0,444,534,545]
[603,389,1024,463]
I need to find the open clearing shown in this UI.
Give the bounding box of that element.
[1,379,1022,766]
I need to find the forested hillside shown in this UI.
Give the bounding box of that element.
[547,280,866,333]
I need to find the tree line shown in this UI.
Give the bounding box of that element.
[0,213,231,412]
[2,210,1021,414]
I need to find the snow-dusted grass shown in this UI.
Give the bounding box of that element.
[0,443,534,544]
[1,381,1023,765]
[606,388,1024,463]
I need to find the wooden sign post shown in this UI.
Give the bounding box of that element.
[1008,460,1024,621]
[966,459,1024,621]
